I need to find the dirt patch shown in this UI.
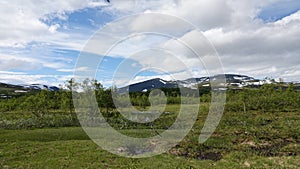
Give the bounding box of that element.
[169,146,223,161]
[241,139,271,147]
[240,139,297,157]
[197,152,223,161]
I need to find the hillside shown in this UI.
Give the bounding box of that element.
[1,74,299,97]
[0,83,59,98]
[118,74,298,93]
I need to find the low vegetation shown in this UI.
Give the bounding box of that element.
[0,79,299,168]
[1,109,299,168]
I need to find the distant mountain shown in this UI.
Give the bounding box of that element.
[118,74,280,93]
[0,74,298,97]
[118,78,178,93]
[21,84,59,91]
[0,83,59,98]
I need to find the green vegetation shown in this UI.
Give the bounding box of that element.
[1,110,299,168]
[0,79,299,168]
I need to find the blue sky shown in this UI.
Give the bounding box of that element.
[1,0,300,87]
[258,0,300,22]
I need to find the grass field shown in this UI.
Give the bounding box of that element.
[0,127,299,169]
[1,109,299,168]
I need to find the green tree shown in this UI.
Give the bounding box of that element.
[21,90,49,117]
[61,79,78,114]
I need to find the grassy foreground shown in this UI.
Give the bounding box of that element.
[1,110,300,168]
[0,127,299,169]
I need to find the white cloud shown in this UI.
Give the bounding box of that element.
[80,0,300,83]
[0,71,27,75]
[0,53,69,71]
[0,0,107,49]
[0,73,73,86]
[49,24,61,34]
[58,66,89,73]
[1,0,300,85]
[274,9,300,25]
[129,13,191,34]
[201,9,300,81]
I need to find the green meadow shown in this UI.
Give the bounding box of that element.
[1,110,299,168]
[0,83,300,168]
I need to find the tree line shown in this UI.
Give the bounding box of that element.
[226,83,300,112]
[0,79,299,118]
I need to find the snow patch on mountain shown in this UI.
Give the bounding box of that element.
[118,74,278,93]
[21,84,59,91]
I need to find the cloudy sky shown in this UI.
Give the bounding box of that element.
[0,0,300,87]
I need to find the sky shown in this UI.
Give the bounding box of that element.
[0,0,300,87]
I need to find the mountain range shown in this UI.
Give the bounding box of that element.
[0,74,298,98]
[118,74,273,93]
[0,83,59,98]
